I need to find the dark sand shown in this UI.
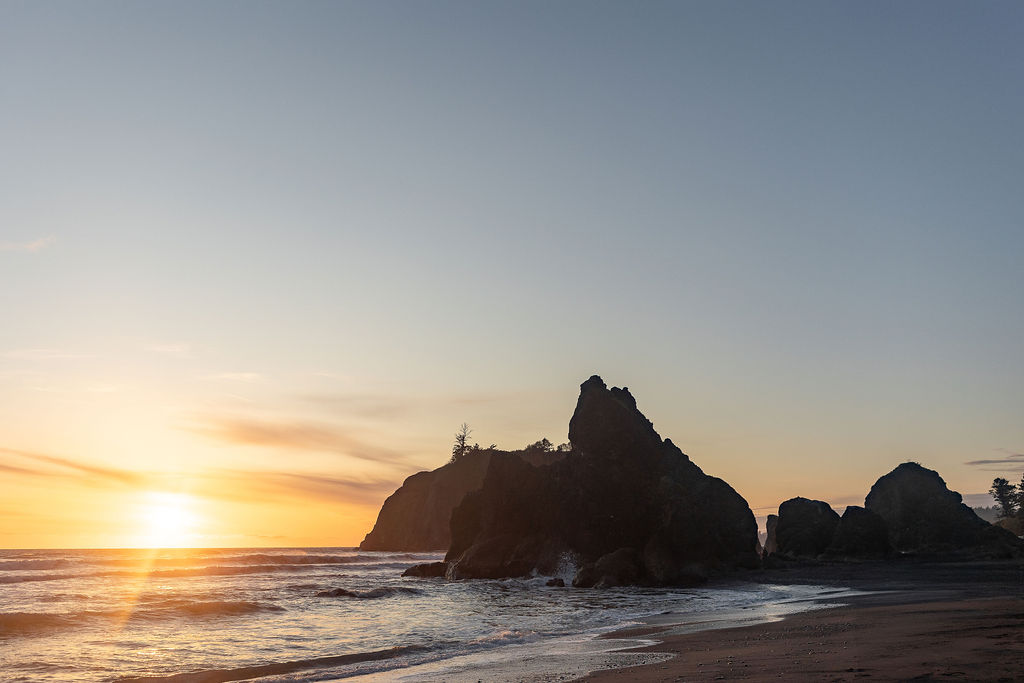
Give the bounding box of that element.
[585,559,1024,682]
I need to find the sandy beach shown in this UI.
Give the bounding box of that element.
[586,595,1024,682]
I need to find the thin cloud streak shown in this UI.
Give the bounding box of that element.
[0,446,398,507]
[2,349,94,360]
[148,343,193,358]
[186,416,410,466]
[201,470,398,506]
[301,390,549,420]
[0,448,144,485]
[0,236,56,252]
[964,451,1024,466]
[205,373,265,382]
[300,393,413,420]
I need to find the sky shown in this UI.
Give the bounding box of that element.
[2,1,1023,548]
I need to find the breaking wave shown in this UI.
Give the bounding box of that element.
[0,559,73,571]
[112,645,429,683]
[0,600,284,637]
[315,586,422,599]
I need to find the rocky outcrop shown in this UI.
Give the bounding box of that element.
[443,376,760,585]
[762,514,778,558]
[825,506,891,559]
[360,448,563,551]
[865,462,1023,557]
[401,561,447,578]
[774,497,840,558]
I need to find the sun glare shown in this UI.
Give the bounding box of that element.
[137,492,201,548]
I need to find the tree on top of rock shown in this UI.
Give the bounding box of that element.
[1017,474,1024,519]
[525,438,554,453]
[450,423,472,464]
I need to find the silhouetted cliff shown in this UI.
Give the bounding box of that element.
[442,376,760,585]
[359,448,563,551]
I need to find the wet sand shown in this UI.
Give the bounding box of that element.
[585,595,1024,681]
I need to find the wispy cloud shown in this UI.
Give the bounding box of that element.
[301,390,543,420]
[0,446,398,506]
[301,393,414,420]
[0,448,144,486]
[148,343,193,358]
[205,373,265,382]
[964,449,1024,467]
[185,416,409,466]
[201,470,398,506]
[0,236,56,253]
[2,348,93,360]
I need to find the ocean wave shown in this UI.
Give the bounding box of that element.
[137,599,286,618]
[112,645,428,682]
[469,628,538,646]
[0,612,75,636]
[91,553,400,568]
[0,559,73,571]
[39,593,91,603]
[315,586,422,599]
[0,600,284,637]
[0,559,412,584]
[0,573,71,584]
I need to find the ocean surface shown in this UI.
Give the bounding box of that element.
[0,547,852,682]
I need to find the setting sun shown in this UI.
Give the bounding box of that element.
[136,492,201,548]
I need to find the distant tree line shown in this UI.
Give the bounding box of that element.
[989,475,1024,519]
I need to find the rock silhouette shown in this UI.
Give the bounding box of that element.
[360,448,563,551]
[825,506,891,559]
[774,497,840,558]
[443,376,760,585]
[763,462,1023,562]
[865,462,1022,557]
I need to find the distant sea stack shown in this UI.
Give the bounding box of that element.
[442,376,760,586]
[360,448,564,551]
[865,461,1021,558]
[763,461,1022,561]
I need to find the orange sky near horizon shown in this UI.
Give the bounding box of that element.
[0,367,1007,549]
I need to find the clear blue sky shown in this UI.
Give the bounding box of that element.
[2,2,1022,545]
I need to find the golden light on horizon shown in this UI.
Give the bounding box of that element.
[135,491,202,548]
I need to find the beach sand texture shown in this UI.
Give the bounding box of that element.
[585,597,1024,681]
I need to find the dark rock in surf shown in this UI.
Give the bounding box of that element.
[444,376,759,585]
[401,561,448,578]
[573,547,643,588]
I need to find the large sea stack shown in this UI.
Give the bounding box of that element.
[360,448,563,551]
[443,376,760,586]
[864,461,1022,558]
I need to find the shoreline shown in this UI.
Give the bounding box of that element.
[338,559,1024,681]
[581,559,1024,681]
[583,596,1024,681]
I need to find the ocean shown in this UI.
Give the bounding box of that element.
[0,547,851,682]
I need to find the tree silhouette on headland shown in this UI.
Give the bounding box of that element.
[990,477,1018,518]
[449,423,472,464]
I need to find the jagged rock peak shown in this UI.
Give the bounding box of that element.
[443,375,760,584]
[568,375,662,456]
